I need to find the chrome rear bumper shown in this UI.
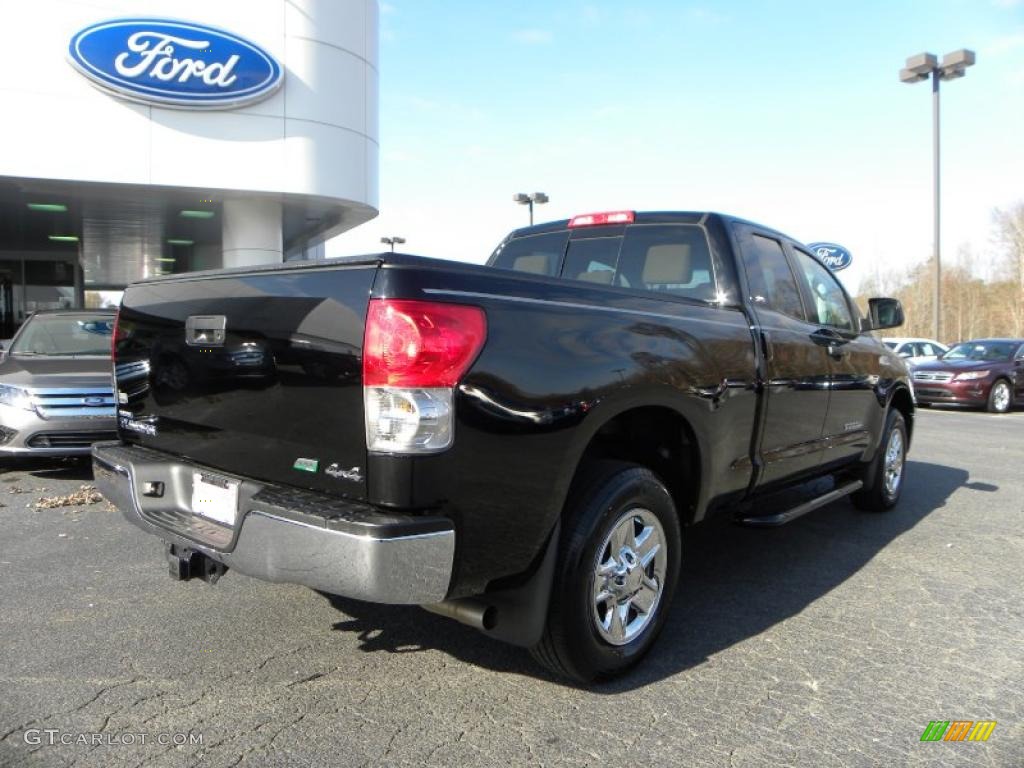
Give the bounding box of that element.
[93,442,455,604]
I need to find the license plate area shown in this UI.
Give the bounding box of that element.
[191,472,240,526]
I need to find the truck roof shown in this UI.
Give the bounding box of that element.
[504,210,800,245]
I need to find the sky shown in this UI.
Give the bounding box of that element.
[325,0,1024,294]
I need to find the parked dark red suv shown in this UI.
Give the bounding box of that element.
[912,338,1024,413]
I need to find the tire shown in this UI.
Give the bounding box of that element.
[530,461,681,683]
[852,409,907,512]
[986,379,1012,414]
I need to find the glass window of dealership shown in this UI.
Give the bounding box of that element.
[0,0,380,337]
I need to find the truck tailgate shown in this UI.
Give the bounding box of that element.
[114,261,378,500]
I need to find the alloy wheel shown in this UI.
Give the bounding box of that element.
[883,428,904,498]
[592,507,667,646]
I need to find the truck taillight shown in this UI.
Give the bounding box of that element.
[363,299,486,454]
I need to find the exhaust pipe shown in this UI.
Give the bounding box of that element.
[422,599,497,631]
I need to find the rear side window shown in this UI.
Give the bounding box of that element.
[615,225,716,301]
[489,232,569,276]
[740,234,805,320]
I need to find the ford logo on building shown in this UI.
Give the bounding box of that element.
[807,242,853,272]
[68,19,283,109]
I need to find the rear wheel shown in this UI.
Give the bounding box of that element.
[987,379,1012,414]
[531,461,681,683]
[853,408,906,512]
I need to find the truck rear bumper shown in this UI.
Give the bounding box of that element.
[92,442,455,604]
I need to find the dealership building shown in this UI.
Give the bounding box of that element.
[0,0,379,337]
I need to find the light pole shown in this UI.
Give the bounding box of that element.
[513,192,549,226]
[900,49,975,342]
[380,236,405,253]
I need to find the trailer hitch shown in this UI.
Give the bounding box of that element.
[166,543,228,584]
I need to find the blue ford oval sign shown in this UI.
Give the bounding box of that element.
[68,19,283,109]
[807,242,853,272]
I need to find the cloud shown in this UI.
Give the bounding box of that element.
[512,28,553,45]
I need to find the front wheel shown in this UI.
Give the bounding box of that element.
[987,379,1012,414]
[531,462,681,683]
[852,408,907,512]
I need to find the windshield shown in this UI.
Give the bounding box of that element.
[10,314,114,356]
[942,341,1015,362]
[883,341,898,350]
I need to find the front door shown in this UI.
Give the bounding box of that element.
[1014,344,1024,403]
[735,228,832,486]
[788,246,879,465]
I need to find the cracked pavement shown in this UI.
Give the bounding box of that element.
[0,408,1021,767]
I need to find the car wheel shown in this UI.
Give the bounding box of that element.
[986,379,1012,414]
[531,461,681,683]
[853,408,907,512]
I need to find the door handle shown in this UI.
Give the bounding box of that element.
[810,328,848,360]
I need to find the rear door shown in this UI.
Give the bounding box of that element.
[115,263,377,499]
[735,227,831,485]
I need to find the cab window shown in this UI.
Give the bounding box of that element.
[561,237,621,286]
[489,231,569,276]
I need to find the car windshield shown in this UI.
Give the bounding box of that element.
[883,341,898,350]
[942,341,1014,362]
[10,314,114,356]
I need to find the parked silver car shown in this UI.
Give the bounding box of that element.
[0,310,117,457]
[882,337,949,368]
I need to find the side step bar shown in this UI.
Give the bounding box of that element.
[739,480,863,527]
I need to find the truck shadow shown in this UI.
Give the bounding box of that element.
[0,457,93,481]
[322,459,974,690]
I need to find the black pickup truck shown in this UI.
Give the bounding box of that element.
[94,211,913,682]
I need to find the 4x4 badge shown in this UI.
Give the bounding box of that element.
[326,464,362,482]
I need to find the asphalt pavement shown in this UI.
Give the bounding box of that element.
[0,407,1021,767]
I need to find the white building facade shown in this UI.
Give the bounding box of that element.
[0,0,378,335]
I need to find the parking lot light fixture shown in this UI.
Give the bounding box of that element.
[513,192,549,226]
[900,48,975,342]
[380,236,406,253]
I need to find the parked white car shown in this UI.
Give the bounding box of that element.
[882,337,949,368]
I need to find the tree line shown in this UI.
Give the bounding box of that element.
[855,202,1024,344]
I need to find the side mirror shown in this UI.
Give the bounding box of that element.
[864,298,905,331]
